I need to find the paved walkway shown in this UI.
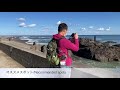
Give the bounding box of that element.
[71,68,120,78]
[0,50,24,68]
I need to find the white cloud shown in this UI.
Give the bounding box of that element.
[17,18,26,22]
[106,27,111,31]
[97,28,105,31]
[19,23,27,27]
[19,23,37,28]
[81,28,86,31]
[28,24,36,28]
[57,21,61,25]
[17,17,36,28]
[97,27,111,31]
[89,26,93,29]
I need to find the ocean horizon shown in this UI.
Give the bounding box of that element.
[16,35,120,45]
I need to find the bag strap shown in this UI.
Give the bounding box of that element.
[56,36,65,46]
[52,36,65,45]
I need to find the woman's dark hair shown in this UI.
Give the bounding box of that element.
[58,23,68,32]
[33,42,36,45]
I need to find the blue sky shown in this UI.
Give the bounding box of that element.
[0,12,120,35]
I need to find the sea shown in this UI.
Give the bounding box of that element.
[19,35,120,45]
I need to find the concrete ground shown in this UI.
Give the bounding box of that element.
[0,50,24,68]
[71,68,98,78]
[71,68,120,78]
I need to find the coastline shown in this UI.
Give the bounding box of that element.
[6,35,120,46]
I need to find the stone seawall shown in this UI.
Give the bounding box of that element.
[0,43,50,68]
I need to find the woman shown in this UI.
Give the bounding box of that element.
[52,23,79,68]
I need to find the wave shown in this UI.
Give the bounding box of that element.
[19,36,29,40]
[19,35,120,45]
[29,36,52,39]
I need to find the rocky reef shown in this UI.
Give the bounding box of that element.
[73,38,120,62]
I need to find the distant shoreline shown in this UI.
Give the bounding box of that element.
[1,34,120,36]
[1,35,120,46]
[12,35,120,46]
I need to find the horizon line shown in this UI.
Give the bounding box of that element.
[0,34,120,36]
